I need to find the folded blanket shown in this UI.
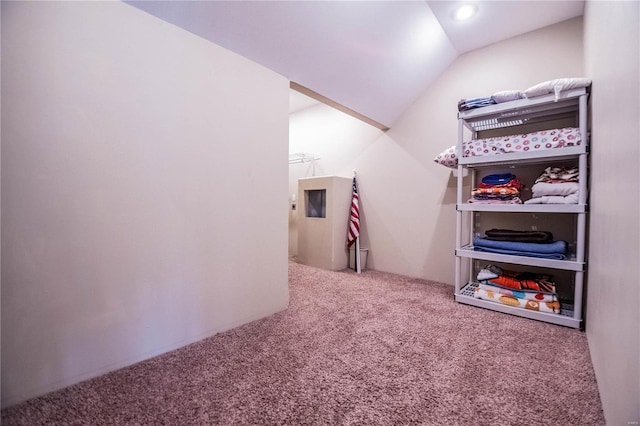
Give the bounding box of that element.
[467,197,523,204]
[472,193,519,200]
[474,246,567,260]
[472,187,520,197]
[476,264,557,294]
[531,182,579,197]
[458,97,496,111]
[489,275,557,293]
[485,228,554,243]
[524,194,579,205]
[535,166,579,183]
[474,237,567,254]
[478,179,522,190]
[491,90,525,103]
[474,287,561,314]
[478,282,557,302]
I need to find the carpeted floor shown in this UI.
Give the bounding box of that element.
[2,261,605,425]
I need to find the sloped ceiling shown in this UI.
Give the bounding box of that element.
[126,1,584,128]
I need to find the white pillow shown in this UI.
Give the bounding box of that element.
[524,78,591,101]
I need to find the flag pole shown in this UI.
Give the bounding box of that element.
[354,170,362,274]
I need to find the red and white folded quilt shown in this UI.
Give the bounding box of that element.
[477,282,557,302]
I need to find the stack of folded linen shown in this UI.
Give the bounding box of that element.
[525,166,580,204]
[473,228,568,259]
[473,264,560,314]
[457,97,496,112]
[468,173,523,204]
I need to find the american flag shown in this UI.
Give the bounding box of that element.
[347,176,359,247]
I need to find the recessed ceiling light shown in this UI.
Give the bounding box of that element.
[454,4,477,21]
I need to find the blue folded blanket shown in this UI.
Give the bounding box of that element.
[473,237,567,260]
[473,246,567,260]
[482,173,515,185]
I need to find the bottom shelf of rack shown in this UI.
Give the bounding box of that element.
[456,282,581,329]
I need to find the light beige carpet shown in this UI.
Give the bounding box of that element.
[2,261,604,425]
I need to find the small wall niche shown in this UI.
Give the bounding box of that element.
[305,189,326,218]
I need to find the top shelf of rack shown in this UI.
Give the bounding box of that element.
[458,88,588,132]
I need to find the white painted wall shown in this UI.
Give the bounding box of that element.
[288,102,384,257]
[382,17,584,284]
[0,0,3,407]
[583,2,640,424]
[1,1,289,407]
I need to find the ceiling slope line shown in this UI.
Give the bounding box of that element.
[290,82,390,132]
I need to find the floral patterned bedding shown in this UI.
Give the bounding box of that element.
[434,127,582,169]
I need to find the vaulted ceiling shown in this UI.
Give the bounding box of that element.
[126,1,584,129]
